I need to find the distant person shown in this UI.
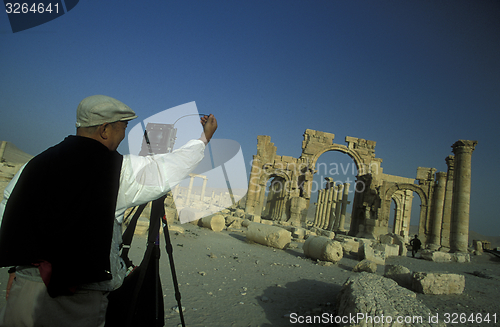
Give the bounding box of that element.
[0,95,217,327]
[409,235,422,258]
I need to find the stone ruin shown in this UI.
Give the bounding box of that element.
[243,129,478,253]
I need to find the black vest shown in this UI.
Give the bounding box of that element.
[0,136,123,296]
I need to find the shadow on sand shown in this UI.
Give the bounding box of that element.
[256,279,342,327]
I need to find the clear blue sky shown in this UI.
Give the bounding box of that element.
[1,0,499,236]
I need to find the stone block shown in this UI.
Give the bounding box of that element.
[452,252,471,263]
[303,236,343,263]
[421,250,452,263]
[358,242,386,265]
[320,230,335,239]
[352,259,377,273]
[373,243,399,257]
[291,227,307,239]
[337,273,445,327]
[384,265,412,289]
[384,233,407,256]
[412,272,465,295]
[340,239,360,255]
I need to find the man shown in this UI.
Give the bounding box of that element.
[0,95,217,327]
[409,235,422,258]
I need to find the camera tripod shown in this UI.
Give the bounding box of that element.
[118,193,185,327]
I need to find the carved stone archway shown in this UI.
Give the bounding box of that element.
[257,168,292,221]
[382,182,431,244]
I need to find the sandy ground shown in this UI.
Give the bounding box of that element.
[0,224,499,327]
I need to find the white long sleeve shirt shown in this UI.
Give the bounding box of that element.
[0,138,206,291]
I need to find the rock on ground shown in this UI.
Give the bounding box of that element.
[352,259,377,273]
[337,272,445,327]
[412,272,465,295]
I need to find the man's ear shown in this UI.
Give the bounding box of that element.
[99,123,110,140]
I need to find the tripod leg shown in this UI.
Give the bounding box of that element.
[162,216,186,327]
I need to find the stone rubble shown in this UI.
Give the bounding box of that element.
[337,272,446,327]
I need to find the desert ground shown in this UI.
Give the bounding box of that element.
[0,220,499,327]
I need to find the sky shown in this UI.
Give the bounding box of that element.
[1,0,499,236]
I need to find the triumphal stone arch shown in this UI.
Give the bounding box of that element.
[244,129,477,252]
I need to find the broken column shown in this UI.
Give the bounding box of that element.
[302,236,343,263]
[246,223,291,249]
[428,172,447,250]
[450,140,477,253]
[200,215,225,232]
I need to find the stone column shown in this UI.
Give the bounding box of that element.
[200,177,208,202]
[428,172,447,250]
[313,190,322,227]
[318,189,331,229]
[337,183,350,231]
[327,185,339,231]
[210,191,215,206]
[245,157,262,214]
[255,181,267,217]
[401,190,413,240]
[334,184,343,223]
[276,178,287,221]
[348,177,364,236]
[314,189,325,227]
[440,155,454,249]
[186,175,195,206]
[324,185,335,229]
[450,140,477,253]
[393,205,402,235]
